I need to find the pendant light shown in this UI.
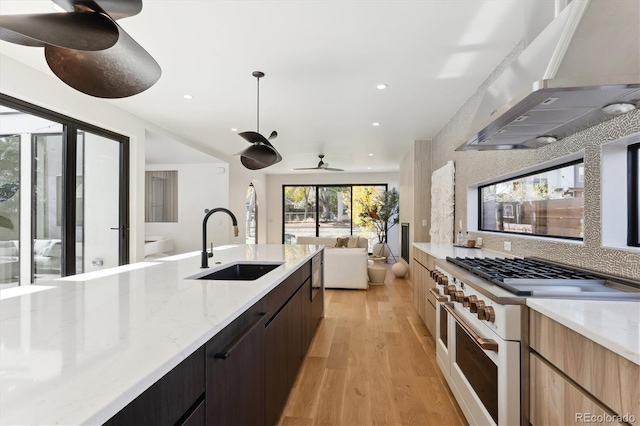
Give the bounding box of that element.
[235,71,282,170]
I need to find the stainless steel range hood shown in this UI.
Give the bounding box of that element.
[458,0,640,151]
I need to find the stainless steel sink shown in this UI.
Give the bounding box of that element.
[187,261,284,281]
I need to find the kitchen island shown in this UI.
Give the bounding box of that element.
[0,244,323,425]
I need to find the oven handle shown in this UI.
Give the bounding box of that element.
[429,288,448,302]
[443,302,499,353]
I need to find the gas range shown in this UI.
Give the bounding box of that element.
[445,256,640,300]
[433,256,638,425]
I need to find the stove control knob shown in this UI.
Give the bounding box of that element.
[472,300,485,314]
[478,305,496,322]
[466,295,477,309]
[445,285,456,295]
[454,291,464,303]
[441,276,449,286]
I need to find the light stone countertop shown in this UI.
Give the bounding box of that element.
[0,244,322,426]
[527,298,640,365]
[412,242,508,259]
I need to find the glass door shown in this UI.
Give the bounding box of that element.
[0,95,129,286]
[76,129,127,273]
[0,133,20,289]
[317,186,351,238]
[283,186,316,243]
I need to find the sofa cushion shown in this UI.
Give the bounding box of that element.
[347,236,358,248]
[336,237,349,248]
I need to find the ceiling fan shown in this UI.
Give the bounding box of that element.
[294,155,344,172]
[236,71,283,170]
[0,0,161,98]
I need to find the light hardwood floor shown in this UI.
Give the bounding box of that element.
[279,264,467,426]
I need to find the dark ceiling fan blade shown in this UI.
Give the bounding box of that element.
[52,0,143,20]
[44,25,161,98]
[0,12,119,51]
[268,131,278,140]
[323,167,344,172]
[293,167,321,170]
[0,28,45,47]
[238,131,270,145]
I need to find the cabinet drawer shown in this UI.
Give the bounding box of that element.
[530,310,639,424]
[413,248,434,270]
[530,353,621,426]
[105,347,205,426]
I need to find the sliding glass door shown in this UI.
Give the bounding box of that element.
[283,184,387,251]
[0,95,129,288]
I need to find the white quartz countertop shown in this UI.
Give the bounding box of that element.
[527,298,640,365]
[0,244,322,426]
[413,242,507,259]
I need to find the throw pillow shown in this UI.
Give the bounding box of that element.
[336,237,349,248]
[347,236,359,248]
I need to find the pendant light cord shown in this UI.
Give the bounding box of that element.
[256,76,260,133]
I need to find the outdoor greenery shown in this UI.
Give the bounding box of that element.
[0,136,20,232]
[356,187,399,243]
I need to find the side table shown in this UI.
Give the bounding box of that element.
[367,256,387,285]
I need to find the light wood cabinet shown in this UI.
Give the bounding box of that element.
[530,310,639,425]
[412,248,436,338]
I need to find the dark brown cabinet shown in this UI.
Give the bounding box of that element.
[104,256,322,426]
[206,301,267,425]
[104,346,205,426]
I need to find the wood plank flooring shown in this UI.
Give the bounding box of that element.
[279,264,467,426]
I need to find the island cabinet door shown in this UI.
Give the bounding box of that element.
[265,284,305,425]
[104,346,205,426]
[205,302,268,426]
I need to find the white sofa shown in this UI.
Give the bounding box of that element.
[296,236,368,289]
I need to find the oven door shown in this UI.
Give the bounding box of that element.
[431,289,451,376]
[444,302,520,426]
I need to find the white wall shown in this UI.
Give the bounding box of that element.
[265,172,400,254]
[145,163,232,254]
[1,54,267,265]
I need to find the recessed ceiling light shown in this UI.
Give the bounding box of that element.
[368,153,374,156]
[231,128,238,132]
[376,84,388,90]
[183,94,193,99]
[367,167,372,170]
[602,102,636,116]
[372,122,380,126]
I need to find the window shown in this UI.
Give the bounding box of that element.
[145,171,178,222]
[628,143,640,247]
[282,184,387,252]
[479,160,584,240]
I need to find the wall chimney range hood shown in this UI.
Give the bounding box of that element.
[458,0,639,152]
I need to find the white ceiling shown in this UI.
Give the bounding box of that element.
[0,0,528,173]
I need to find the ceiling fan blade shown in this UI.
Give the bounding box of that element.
[52,0,142,20]
[0,28,45,47]
[0,12,119,51]
[44,25,161,98]
[238,131,270,145]
[292,167,321,170]
[324,167,344,172]
[268,130,278,140]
